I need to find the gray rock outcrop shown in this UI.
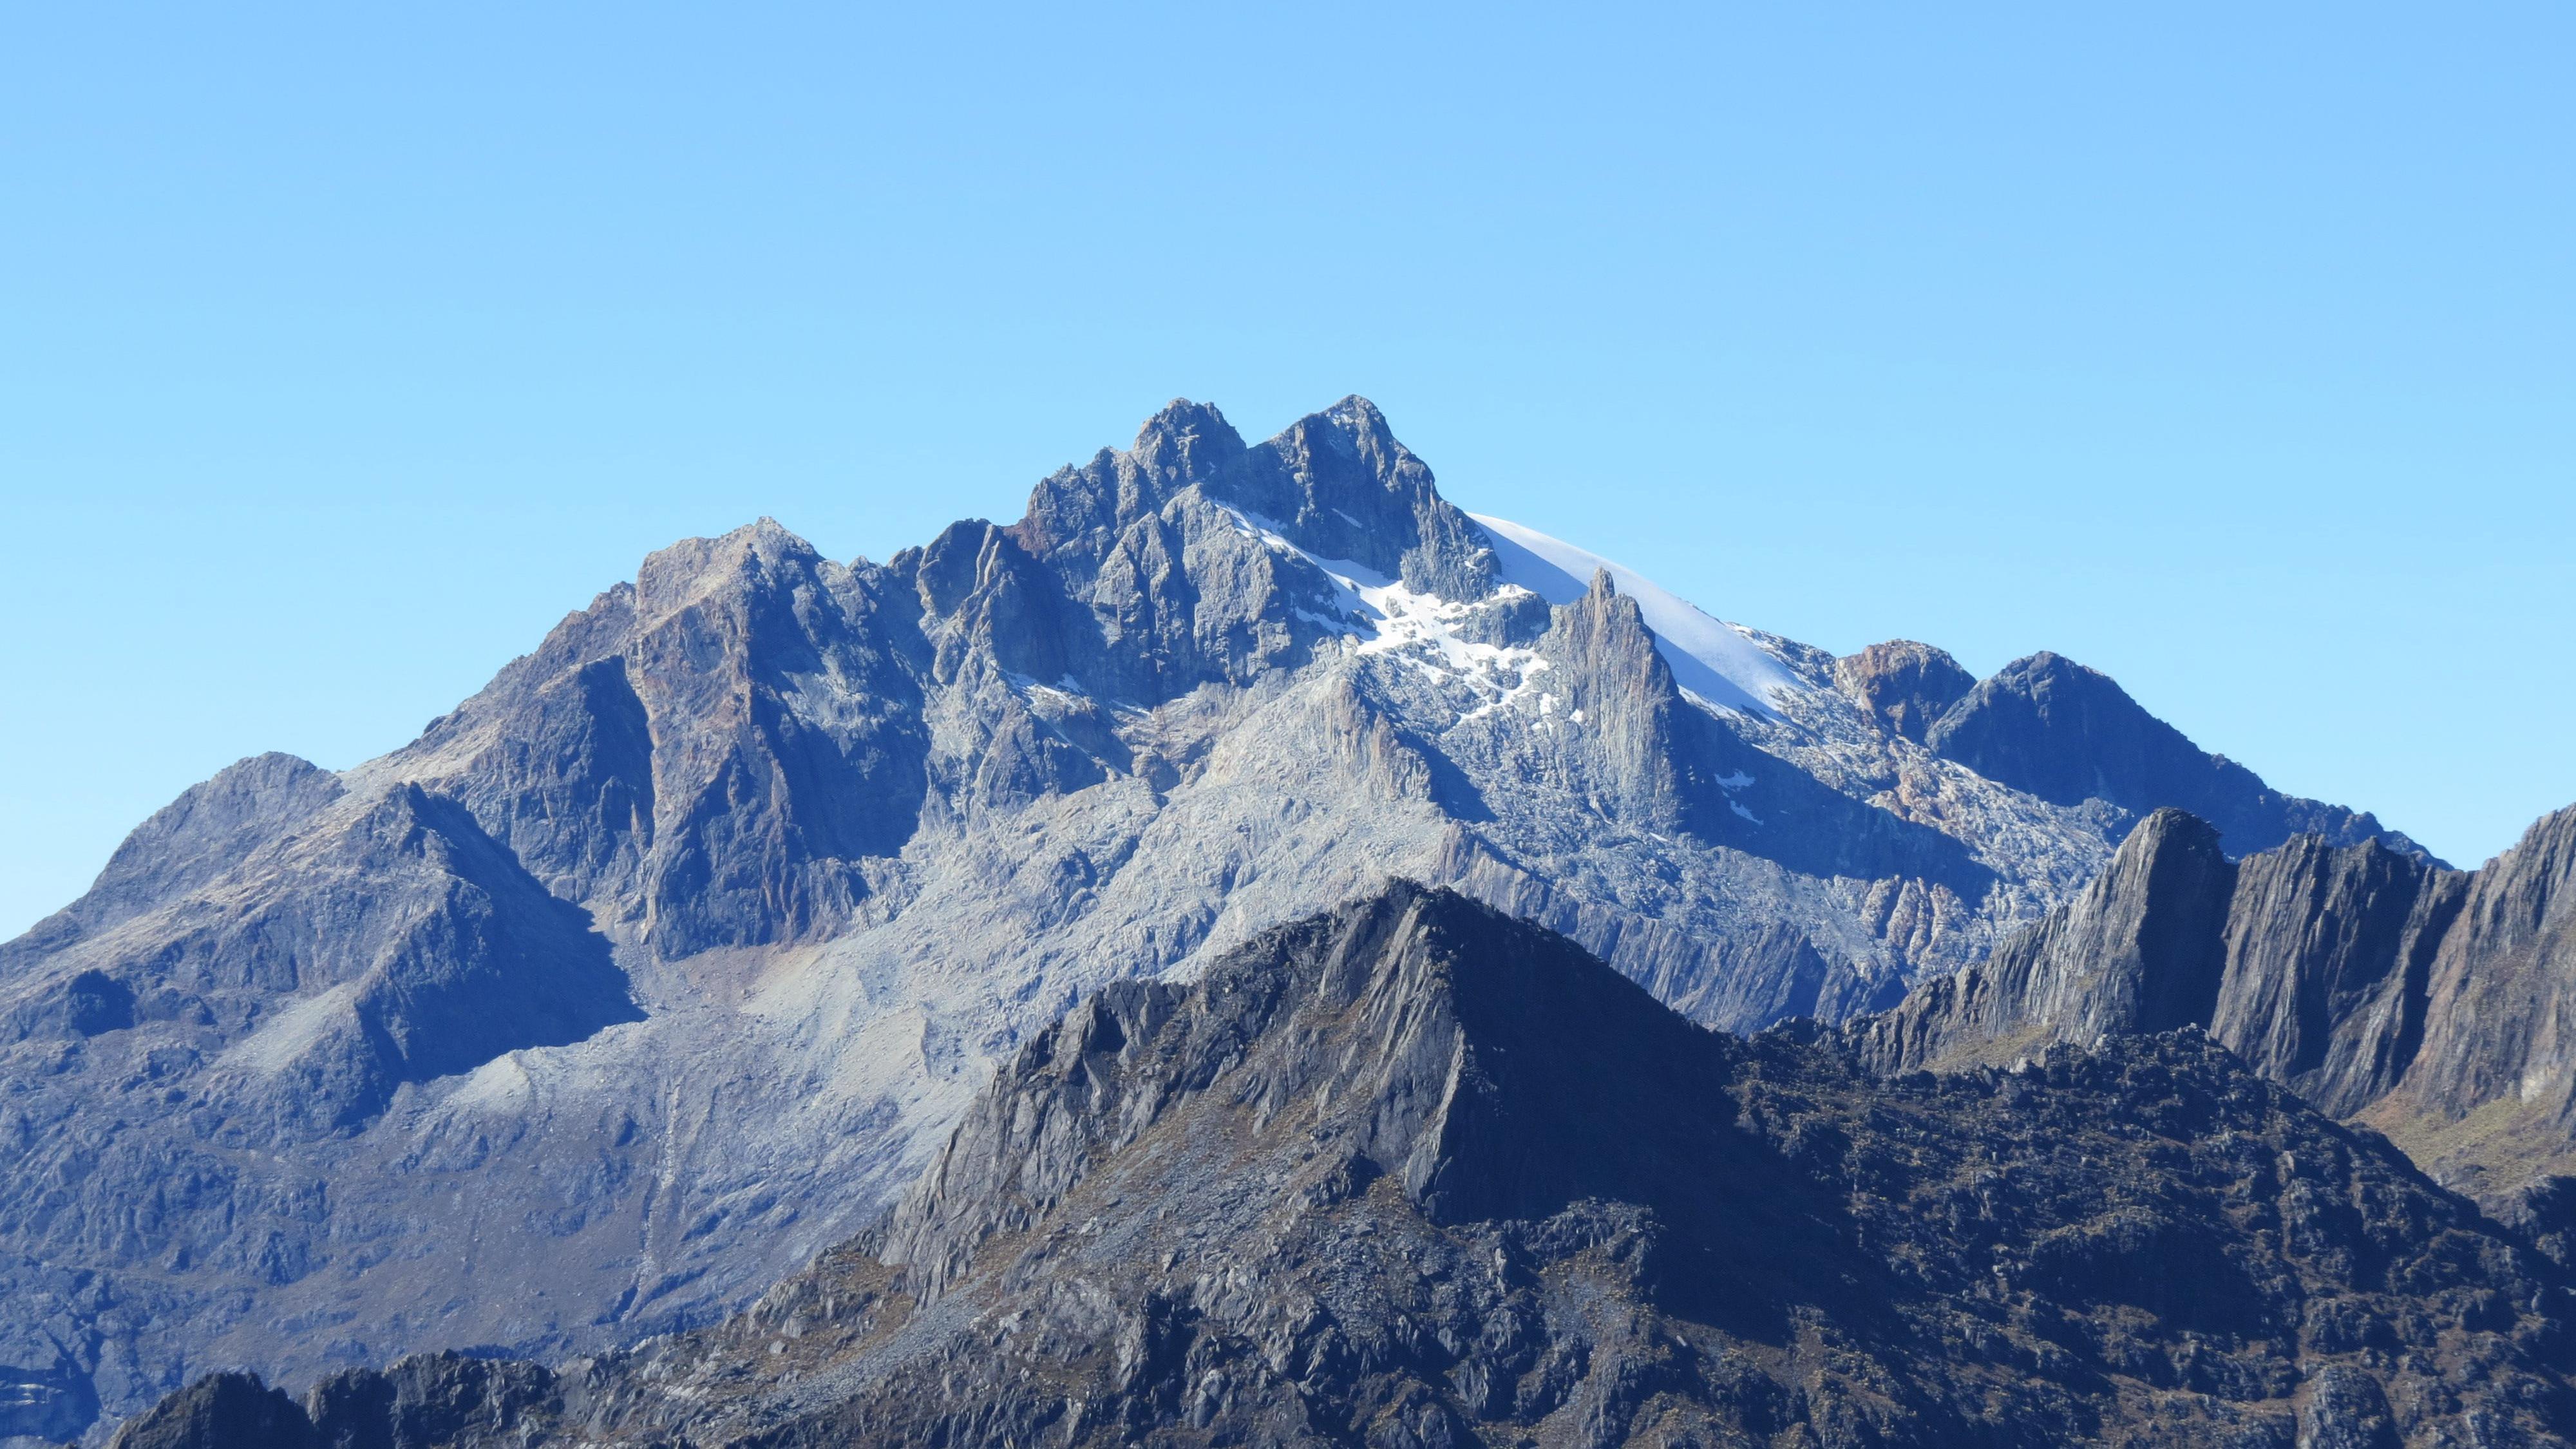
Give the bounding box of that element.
[1851,808,2239,1073]
[2376,804,2576,1206]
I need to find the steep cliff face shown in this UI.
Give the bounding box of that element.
[1850,810,2236,1074]
[2213,833,2468,1117]
[111,886,2576,1449]
[1,397,2438,1444]
[1854,802,2576,1220]
[1924,650,2434,862]
[2375,806,2576,1206]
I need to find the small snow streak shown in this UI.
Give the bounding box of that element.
[1215,506,1553,726]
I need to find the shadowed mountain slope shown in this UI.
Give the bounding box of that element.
[112,886,2575,1448]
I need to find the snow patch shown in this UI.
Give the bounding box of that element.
[1214,506,1553,726]
[1003,670,1094,708]
[1470,514,1805,717]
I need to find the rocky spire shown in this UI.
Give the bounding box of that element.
[1852,808,2236,1073]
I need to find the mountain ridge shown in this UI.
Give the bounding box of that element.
[0,397,2450,1444]
[105,884,2576,1448]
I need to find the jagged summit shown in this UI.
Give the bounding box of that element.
[1010,394,1497,612]
[1130,395,1248,478]
[1832,639,1975,742]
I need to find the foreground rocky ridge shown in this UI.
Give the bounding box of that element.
[1854,805,2576,1227]
[113,886,2576,1448]
[0,398,2431,1443]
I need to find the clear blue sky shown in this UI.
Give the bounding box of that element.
[4,3,2570,936]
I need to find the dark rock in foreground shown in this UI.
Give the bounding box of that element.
[115,885,2575,1447]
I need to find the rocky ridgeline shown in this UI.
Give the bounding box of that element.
[0,397,2472,1443]
[110,886,2576,1447]
[1853,804,2576,1230]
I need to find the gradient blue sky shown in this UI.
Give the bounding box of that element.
[4,3,2570,936]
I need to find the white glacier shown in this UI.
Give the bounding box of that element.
[1470,513,1806,717]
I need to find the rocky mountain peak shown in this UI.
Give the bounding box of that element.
[1925,650,2435,862]
[630,516,829,627]
[1206,396,1495,600]
[0,752,346,967]
[1833,638,1975,742]
[1003,397,1492,650]
[1127,397,1248,489]
[875,882,1732,1303]
[12,395,2507,1446]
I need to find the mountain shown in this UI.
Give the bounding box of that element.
[1853,804,2576,1231]
[107,885,2576,1448]
[1917,650,2430,860]
[0,398,2429,1444]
